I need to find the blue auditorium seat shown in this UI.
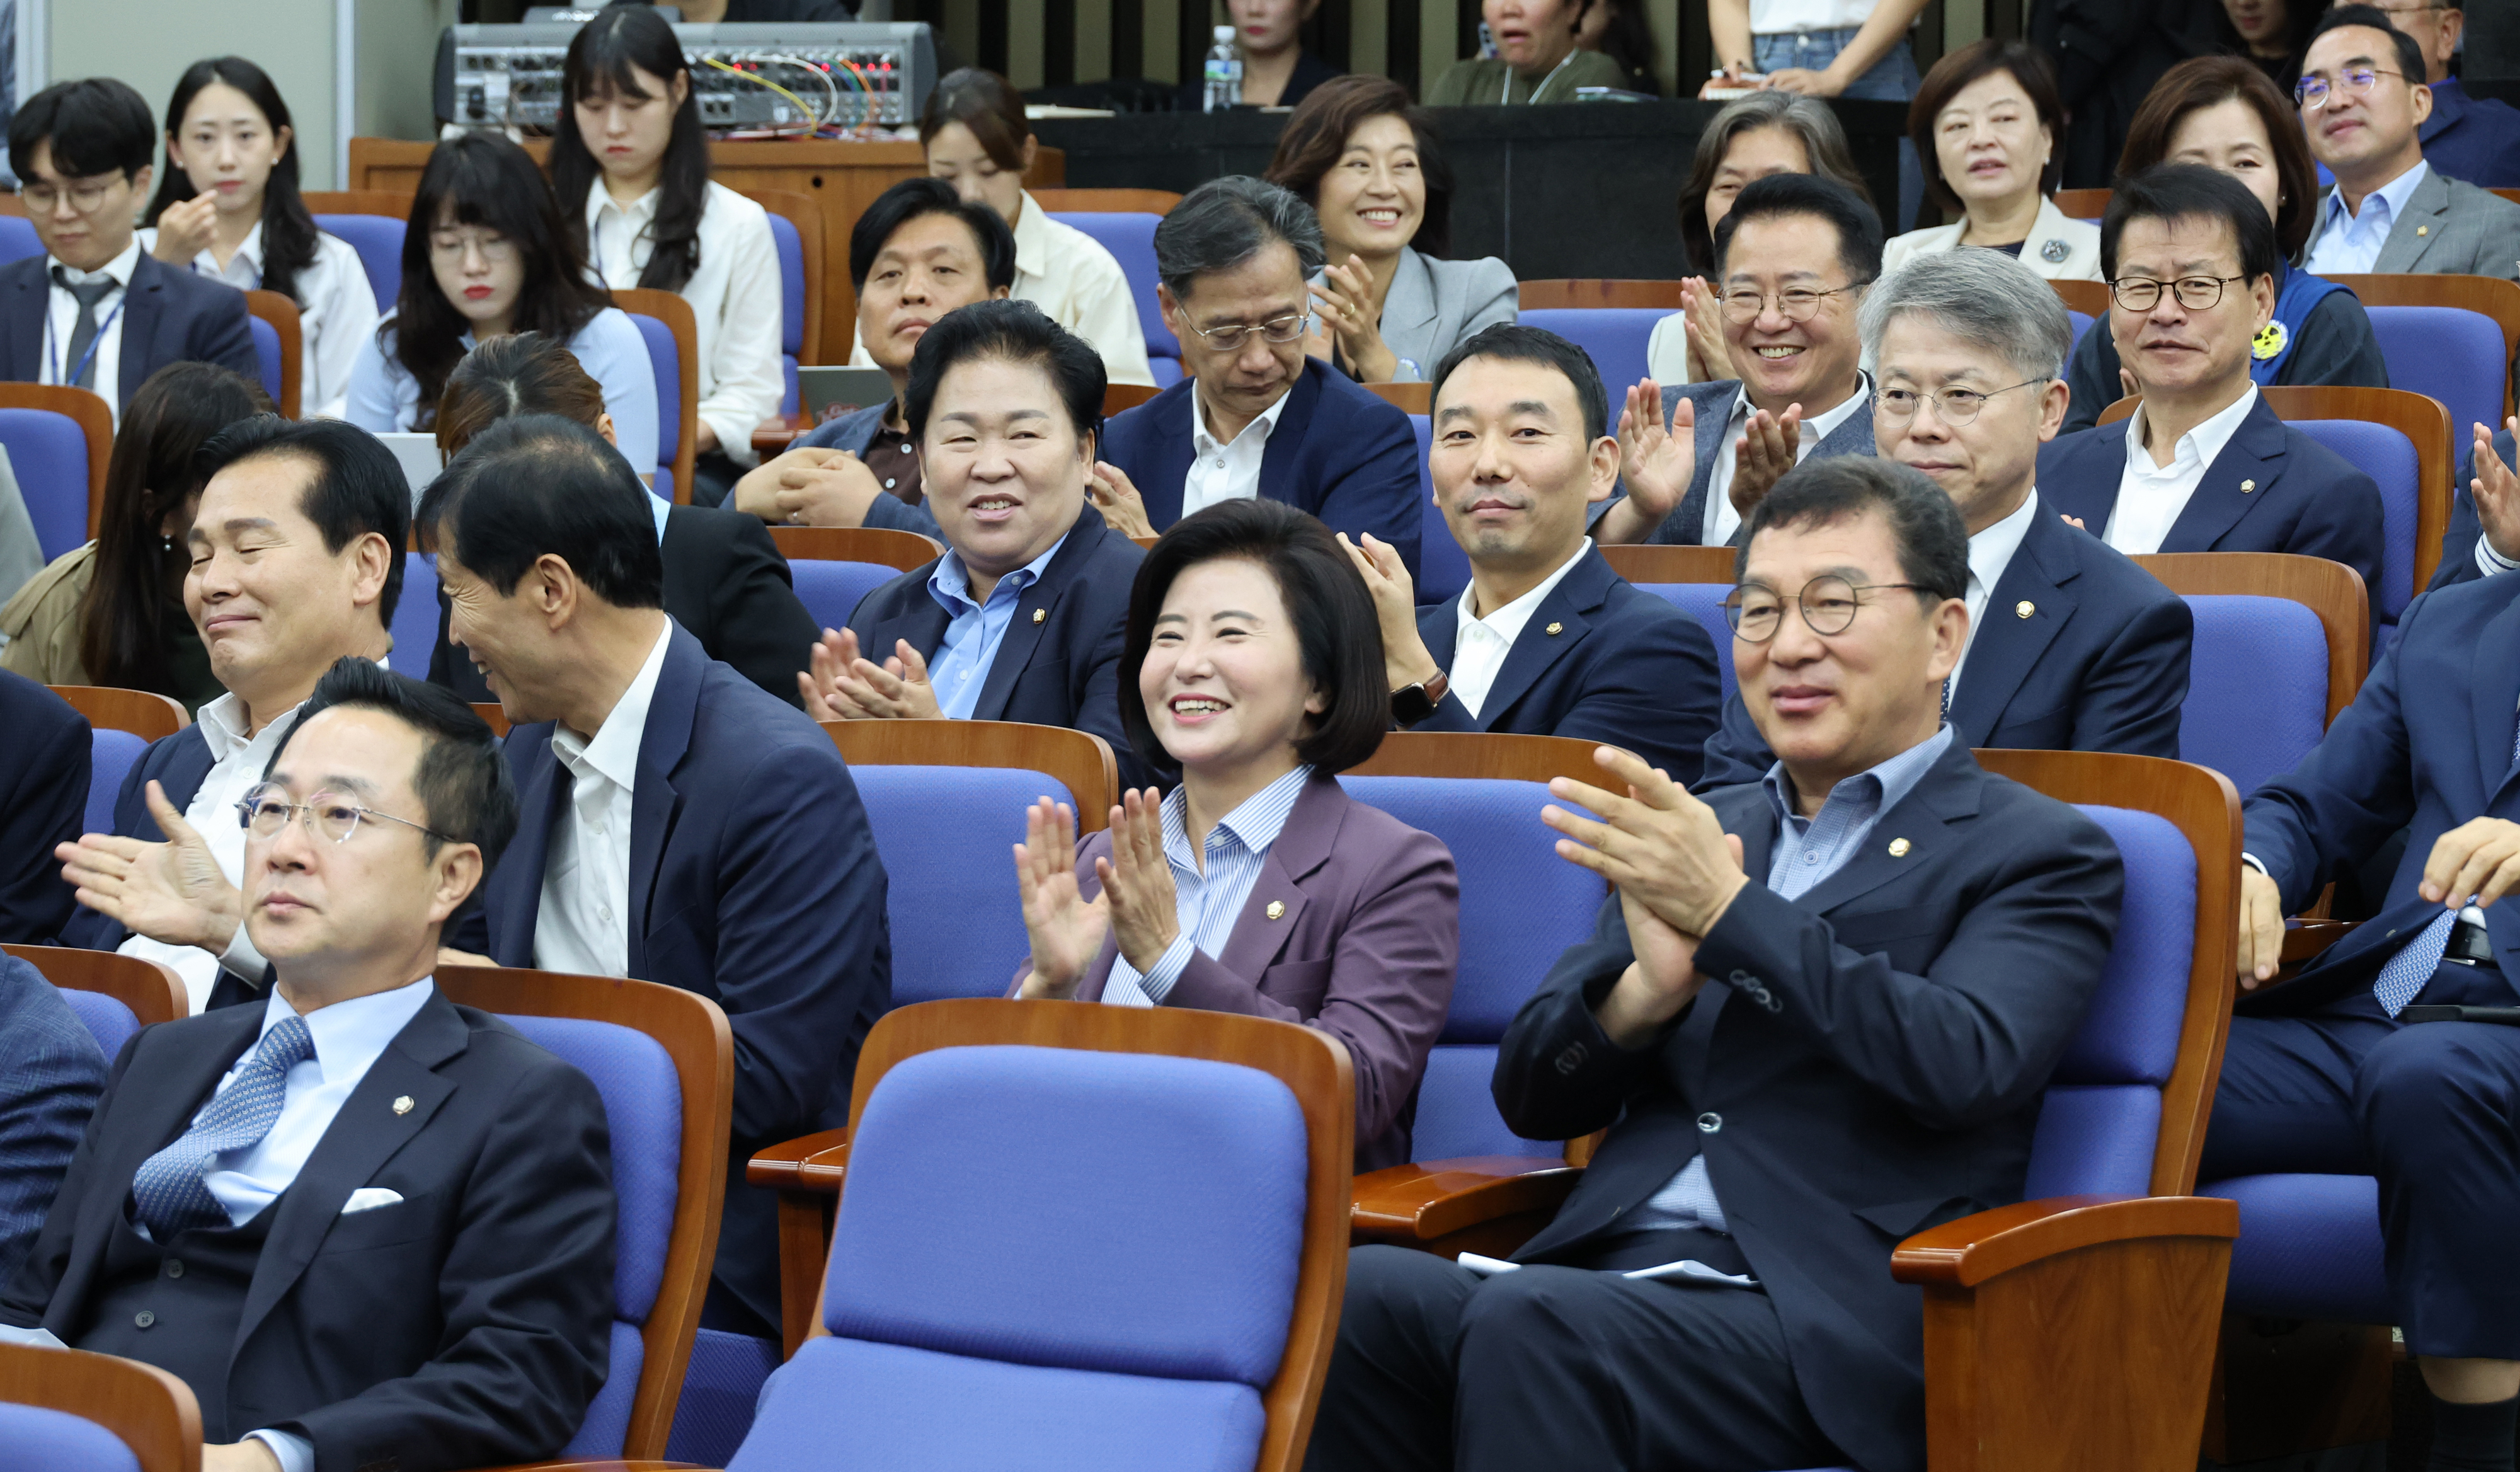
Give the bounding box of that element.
[624,309,685,501]
[786,558,895,633]
[847,766,1076,1008]
[765,211,806,415]
[83,727,147,837]
[2289,417,2419,626]
[1638,582,1738,702]
[388,553,439,679]
[315,212,404,313]
[0,405,98,563]
[57,986,142,1062]
[1515,308,1665,396]
[1047,211,1181,387]
[2362,304,2504,459]
[1408,412,1470,607]
[2172,593,2328,796]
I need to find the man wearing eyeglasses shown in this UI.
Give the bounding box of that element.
[0,79,256,422]
[2380,3,2520,189]
[1092,175,1424,576]
[2035,165,2386,621]
[1695,246,2192,790]
[2298,5,2520,282]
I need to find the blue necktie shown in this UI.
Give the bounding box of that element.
[2371,718,2520,1016]
[131,1015,314,1237]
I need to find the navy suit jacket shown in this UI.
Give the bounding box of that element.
[2421,78,2520,190]
[845,503,1151,788]
[2245,570,2520,1012]
[0,251,258,400]
[2426,427,2516,594]
[0,670,86,943]
[2037,393,2386,621]
[1411,544,1722,785]
[1496,740,2123,1472]
[471,623,890,1331]
[0,954,105,1287]
[1099,357,1423,575]
[1698,498,2193,788]
[1595,379,1879,546]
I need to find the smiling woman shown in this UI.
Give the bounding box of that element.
[1881,40,2100,282]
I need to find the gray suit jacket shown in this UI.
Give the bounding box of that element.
[1367,247,1519,383]
[1605,378,1879,546]
[2300,166,2520,283]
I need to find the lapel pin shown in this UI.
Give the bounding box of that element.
[2416,225,2428,237]
[2014,601,2035,619]
[2240,478,2255,493]
[1266,900,1286,920]
[2040,238,2071,264]
[392,1095,415,1115]
[1031,607,1046,624]
[1887,838,1911,858]
[1545,621,1564,636]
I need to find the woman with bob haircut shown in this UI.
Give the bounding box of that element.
[1010,496,1461,1170]
[2057,54,2390,434]
[1882,40,2100,281]
[1264,74,1516,386]
[343,131,659,481]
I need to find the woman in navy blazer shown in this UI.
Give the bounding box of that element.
[1011,498,1460,1170]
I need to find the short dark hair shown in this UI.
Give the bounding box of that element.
[9,78,155,183]
[1120,499,1387,776]
[903,298,1106,446]
[1713,172,1884,287]
[1154,176,1325,298]
[1429,324,1610,442]
[2309,6,2429,90]
[194,417,410,628]
[268,657,520,886]
[2100,163,2279,287]
[1263,75,1458,259]
[2116,56,2320,258]
[1738,457,1969,606]
[415,415,665,610]
[1906,41,2068,216]
[848,176,1017,294]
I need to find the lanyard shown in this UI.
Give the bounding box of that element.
[1507,49,1580,104]
[45,287,125,392]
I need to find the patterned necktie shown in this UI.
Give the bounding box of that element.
[131,1015,314,1237]
[49,265,117,390]
[2371,718,2520,1016]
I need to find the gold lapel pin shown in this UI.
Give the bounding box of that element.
[1266,900,1286,920]
[392,1095,415,1115]
[2240,478,2256,493]
[1031,608,1046,624]
[2416,225,2429,237]
[1545,621,1564,636]
[2014,601,2035,619]
[1887,838,1911,858]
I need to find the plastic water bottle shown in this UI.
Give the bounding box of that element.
[1204,25,1242,112]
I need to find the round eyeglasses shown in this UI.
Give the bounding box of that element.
[1875,379,2047,426]
[1723,577,1931,643]
[235,783,456,846]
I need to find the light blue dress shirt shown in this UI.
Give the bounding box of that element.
[922,533,1067,720]
[2303,161,2431,277]
[341,307,662,494]
[1104,764,1314,1006]
[1624,726,1956,1239]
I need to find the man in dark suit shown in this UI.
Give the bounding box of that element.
[1089,175,1423,575]
[54,418,404,1015]
[1697,246,2192,790]
[1598,174,1883,549]
[3,660,617,1472]
[2037,166,2385,617]
[423,414,889,1343]
[2391,3,2520,187]
[2221,566,2520,1468]
[1306,456,2126,1472]
[0,669,86,943]
[0,951,106,1286]
[802,301,1150,785]
[1341,323,1721,783]
[1,79,257,420]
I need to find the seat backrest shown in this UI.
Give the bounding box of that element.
[1046,210,1174,379]
[389,552,438,679]
[849,766,1080,1006]
[246,314,284,406]
[2067,309,2095,350]
[8,945,188,1035]
[0,1399,147,1470]
[622,307,685,501]
[0,406,94,562]
[2173,594,2328,797]
[1513,308,1665,395]
[2291,417,2419,621]
[1408,413,1472,607]
[1340,774,1606,1160]
[786,559,897,631]
[767,209,805,414]
[1638,583,1738,701]
[0,215,41,265]
[314,213,404,313]
[86,727,146,836]
[58,984,141,1061]
[2362,304,2502,452]
[0,1340,199,1472]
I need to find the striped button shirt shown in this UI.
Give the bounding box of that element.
[1104,764,1314,1008]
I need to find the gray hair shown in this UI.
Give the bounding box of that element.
[1153,175,1326,297]
[1857,247,2075,381]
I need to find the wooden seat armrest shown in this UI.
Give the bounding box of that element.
[1891,1193,2240,1288]
[745,1130,850,1190]
[2281,918,2357,966]
[1351,1156,1581,1241]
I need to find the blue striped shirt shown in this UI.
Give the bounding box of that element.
[1104,764,1314,1008]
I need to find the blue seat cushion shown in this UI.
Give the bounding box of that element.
[499,1015,681,1324]
[558,1318,644,1456]
[87,728,147,836]
[389,553,438,680]
[786,560,896,634]
[2051,807,2190,1089]
[57,986,139,1062]
[849,767,1075,1006]
[0,1403,143,1472]
[665,1328,781,1464]
[0,407,95,564]
[1640,583,1738,702]
[2175,595,2327,796]
[2203,1173,2390,1325]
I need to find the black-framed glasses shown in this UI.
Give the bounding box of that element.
[2295,66,2406,109]
[1717,283,1858,324]
[1875,379,2048,425]
[1723,577,1931,643]
[2107,274,2247,312]
[1179,311,1312,352]
[235,782,457,846]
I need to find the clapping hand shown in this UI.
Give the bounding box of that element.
[1730,403,1804,515]
[1309,254,1399,382]
[1679,276,1729,382]
[1014,798,1109,998]
[1601,379,1697,543]
[1088,461,1157,538]
[797,628,944,720]
[56,782,241,955]
[1099,788,1181,974]
[2468,416,2520,564]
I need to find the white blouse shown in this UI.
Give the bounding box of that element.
[584,179,787,467]
[138,221,382,420]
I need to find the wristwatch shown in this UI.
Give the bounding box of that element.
[1391,670,1450,727]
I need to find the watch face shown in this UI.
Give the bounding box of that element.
[1392,685,1435,726]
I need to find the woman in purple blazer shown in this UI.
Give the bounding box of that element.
[1012,498,1460,1170]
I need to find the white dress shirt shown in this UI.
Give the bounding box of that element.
[583,180,786,468]
[1702,372,1872,546]
[343,308,660,486]
[2104,385,2258,555]
[532,619,672,980]
[1181,377,1295,519]
[2304,161,2432,277]
[1750,0,1882,30]
[38,238,139,420]
[1949,490,2040,694]
[1448,540,1591,718]
[137,222,381,420]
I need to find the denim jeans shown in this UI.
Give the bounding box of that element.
[1753,27,1923,231]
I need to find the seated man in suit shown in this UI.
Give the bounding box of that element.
[2298,6,2520,283]
[0,670,86,943]
[0,950,106,1285]
[800,300,1151,785]
[1307,455,2126,1472]
[1091,175,1424,575]
[423,415,889,1343]
[1341,322,1724,783]
[2,658,617,1472]
[1598,173,1882,548]
[3,78,258,420]
[730,177,1014,537]
[2386,3,2520,188]
[2037,165,2385,616]
[54,417,405,1014]
[2222,551,2520,1472]
[1698,246,2192,789]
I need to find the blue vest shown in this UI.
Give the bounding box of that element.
[2253,262,2349,385]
